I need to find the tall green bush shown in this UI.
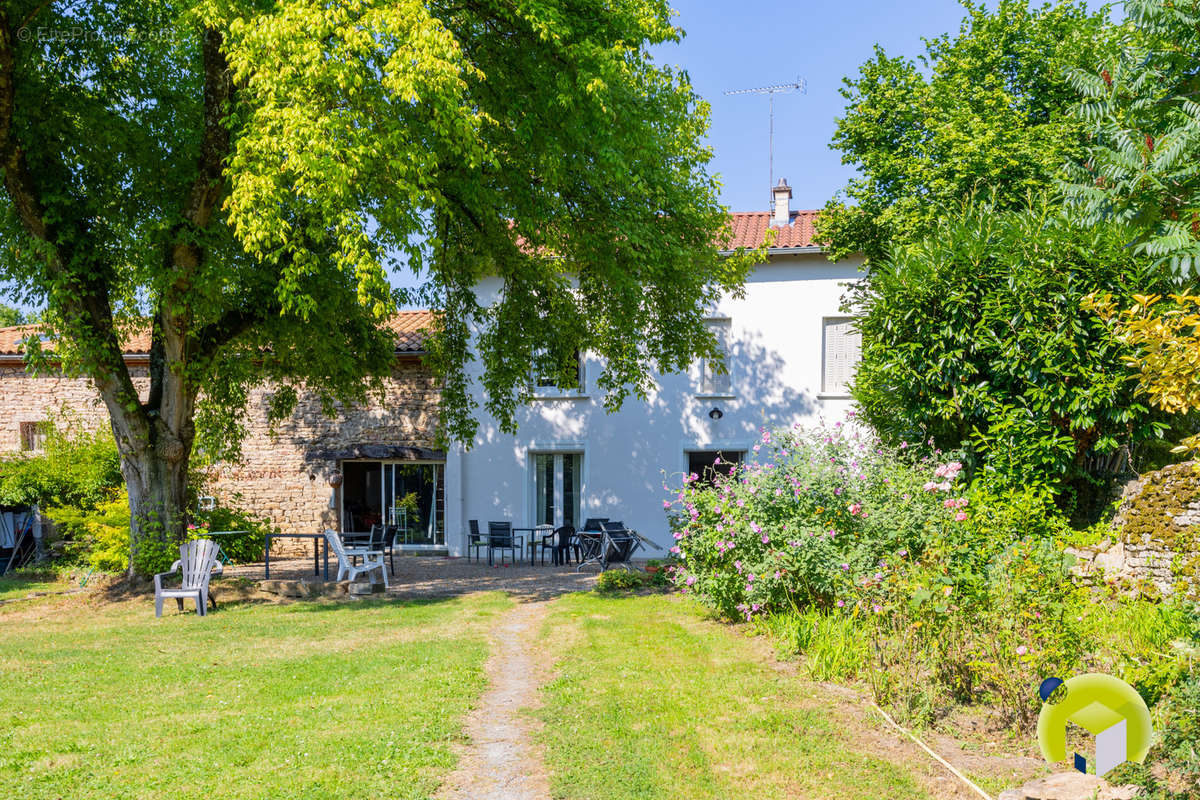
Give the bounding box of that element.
[0,420,122,509]
[848,205,1177,501]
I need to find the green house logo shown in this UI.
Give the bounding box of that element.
[1036,673,1152,777]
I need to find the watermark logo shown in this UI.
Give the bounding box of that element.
[1036,673,1152,777]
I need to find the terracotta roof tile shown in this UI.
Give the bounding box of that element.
[726,210,822,250]
[0,311,436,357]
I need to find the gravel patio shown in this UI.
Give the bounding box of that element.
[225,555,600,600]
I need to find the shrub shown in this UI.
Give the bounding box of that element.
[0,421,121,510]
[596,569,647,593]
[668,421,1091,726]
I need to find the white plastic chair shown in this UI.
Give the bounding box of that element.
[154,539,222,617]
[324,529,388,588]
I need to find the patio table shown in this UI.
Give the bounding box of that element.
[264,532,329,580]
[512,526,554,565]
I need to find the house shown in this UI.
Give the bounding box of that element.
[0,179,864,557]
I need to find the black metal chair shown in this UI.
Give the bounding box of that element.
[467,520,488,563]
[602,521,641,570]
[346,524,386,566]
[382,525,399,572]
[581,517,609,532]
[486,521,522,566]
[538,525,577,566]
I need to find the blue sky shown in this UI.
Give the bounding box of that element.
[658,1,980,213]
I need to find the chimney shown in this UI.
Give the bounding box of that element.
[771,178,792,226]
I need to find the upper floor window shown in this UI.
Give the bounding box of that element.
[19,421,47,452]
[534,349,584,394]
[822,317,862,395]
[698,318,732,396]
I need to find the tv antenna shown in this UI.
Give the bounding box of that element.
[724,78,806,211]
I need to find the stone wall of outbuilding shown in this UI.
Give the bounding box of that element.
[0,357,439,559]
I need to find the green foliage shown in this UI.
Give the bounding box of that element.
[47,493,133,573]
[189,504,276,565]
[819,0,1116,262]
[0,302,26,327]
[849,205,1176,498]
[595,569,647,593]
[1064,0,1200,270]
[670,422,1092,726]
[0,421,122,510]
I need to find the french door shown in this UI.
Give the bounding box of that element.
[532,452,582,529]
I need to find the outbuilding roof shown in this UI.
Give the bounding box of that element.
[0,310,436,357]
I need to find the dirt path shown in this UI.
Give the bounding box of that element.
[438,600,554,800]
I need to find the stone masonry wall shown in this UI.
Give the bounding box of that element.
[0,359,439,559]
[1068,462,1200,597]
[202,359,440,556]
[0,364,150,449]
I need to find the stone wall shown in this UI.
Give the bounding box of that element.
[1068,462,1200,597]
[0,358,440,559]
[0,364,150,449]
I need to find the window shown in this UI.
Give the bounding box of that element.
[19,421,47,452]
[822,317,862,395]
[698,318,732,396]
[687,450,745,486]
[532,452,583,528]
[534,349,583,393]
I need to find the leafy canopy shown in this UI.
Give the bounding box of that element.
[0,0,745,457]
[849,203,1175,495]
[818,0,1115,262]
[1065,0,1200,270]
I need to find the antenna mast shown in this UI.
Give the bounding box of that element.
[724,77,806,210]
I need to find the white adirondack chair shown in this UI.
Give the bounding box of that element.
[154,539,223,617]
[324,529,387,587]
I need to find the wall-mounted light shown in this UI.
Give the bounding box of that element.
[708,407,724,421]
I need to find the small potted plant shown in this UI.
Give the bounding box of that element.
[644,558,663,575]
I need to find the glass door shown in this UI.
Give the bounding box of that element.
[532,452,582,528]
[383,462,444,546]
[341,460,444,546]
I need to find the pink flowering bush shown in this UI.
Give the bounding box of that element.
[666,420,1091,727]
[667,422,971,619]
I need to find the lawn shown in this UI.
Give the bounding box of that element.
[0,573,71,602]
[0,587,511,800]
[535,592,929,800]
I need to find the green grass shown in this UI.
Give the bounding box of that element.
[0,590,511,800]
[535,593,927,800]
[0,574,70,602]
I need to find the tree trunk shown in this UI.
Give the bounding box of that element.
[120,439,192,578]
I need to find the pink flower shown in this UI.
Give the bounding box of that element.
[848,502,862,516]
[836,599,845,607]
[761,535,769,544]
[840,563,849,571]
[872,604,882,613]
[662,500,671,509]
[1015,645,1028,656]
[954,511,968,522]
[685,575,697,586]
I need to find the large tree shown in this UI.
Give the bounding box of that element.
[1063,0,1200,456]
[0,1,746,574]
[818,0,1116,263]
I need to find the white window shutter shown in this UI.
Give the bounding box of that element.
[823,318,862,394]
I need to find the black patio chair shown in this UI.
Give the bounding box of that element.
[602,521,642,570]
[346,524,386,566]
[486,521,522,566]
[467,520,488,563]
[581,517,609,532]
[382,525,399,572]
[538,525,577,566]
